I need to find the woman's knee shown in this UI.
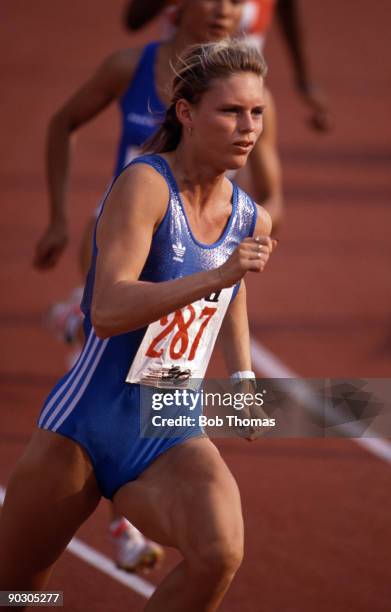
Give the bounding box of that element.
[184,499,244,581]
[187,536,244,583]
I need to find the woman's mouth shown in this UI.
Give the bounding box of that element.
[233,141,254,153]
[208,22,229,36]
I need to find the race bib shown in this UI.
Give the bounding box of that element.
[126,287,233,388]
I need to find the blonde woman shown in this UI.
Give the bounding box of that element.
[33,0,282,572]
[1,39,276,610]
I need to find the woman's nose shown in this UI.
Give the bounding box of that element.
[239,112,254,132]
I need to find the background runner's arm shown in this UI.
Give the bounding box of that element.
[123,0,167,30]
[34,49,141,270]
[246,89,283,232]
[275,0,332,131]
[91,165,274,338]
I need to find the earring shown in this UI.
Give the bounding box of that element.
[188,127,193,136]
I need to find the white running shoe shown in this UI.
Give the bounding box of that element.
[46,287,84,345]
[109,518,164,573]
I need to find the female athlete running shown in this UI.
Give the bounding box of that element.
[32,0,282,571]
[0,39,276,610]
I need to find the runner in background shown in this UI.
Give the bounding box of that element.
[124,0,332,131]
[243,0,332,131]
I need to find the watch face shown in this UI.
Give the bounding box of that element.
[232,378,257,390]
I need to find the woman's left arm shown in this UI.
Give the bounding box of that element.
[218,280,252,375]
[218,204,276,375]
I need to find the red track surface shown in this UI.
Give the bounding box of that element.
[1,1,391,610]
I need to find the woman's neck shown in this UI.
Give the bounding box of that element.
[166,28,199,60]
[160,26,203,76]
[166,143,228,210]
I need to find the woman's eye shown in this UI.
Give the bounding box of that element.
[252,108,264,117]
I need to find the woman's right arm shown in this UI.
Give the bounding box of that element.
[33,49,141,269]
[91,165,273,338]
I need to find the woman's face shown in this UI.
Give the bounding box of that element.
[178,0,246,41]
[188,72,265,171]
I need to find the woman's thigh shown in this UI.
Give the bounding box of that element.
[0,428,100,589]
[114,437,244,557]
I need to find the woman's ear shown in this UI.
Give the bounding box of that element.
[175,99,194,131]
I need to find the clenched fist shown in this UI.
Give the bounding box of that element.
[217,236,277,288]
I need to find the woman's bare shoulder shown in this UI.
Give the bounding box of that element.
[110,160,170,221]
[97,47,146,96]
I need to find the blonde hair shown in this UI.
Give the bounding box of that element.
[144,38,268,154]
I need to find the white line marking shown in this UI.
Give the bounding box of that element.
[0,485,154,599]
[250,338,391,465]
[66,538,155,598]
[251,340,297,378]
[356,437,391,462]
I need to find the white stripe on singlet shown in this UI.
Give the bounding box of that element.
[39,330,107,430]
[51,338,109,432]
[38,329,96,427]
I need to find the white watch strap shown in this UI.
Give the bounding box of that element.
[230,371,256,382]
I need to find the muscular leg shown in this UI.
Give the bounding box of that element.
[114,437,244,611]
[0,429,100,593]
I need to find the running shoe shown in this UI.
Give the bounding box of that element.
[109,517,164,573]
[46,287,84,345]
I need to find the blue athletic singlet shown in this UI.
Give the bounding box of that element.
[38,155,257,499]
[113,42,166,176]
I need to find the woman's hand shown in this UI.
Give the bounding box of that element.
[299,83,333,132]
[33,221,69,269]
[218,236,277,288]
[231,380,274,442]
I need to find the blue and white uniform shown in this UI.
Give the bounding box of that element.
[94,42,165,218]
[114,42,165,176]
[38,155,257,500]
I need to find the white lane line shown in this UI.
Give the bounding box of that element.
[250,338,391,465]
[66,538,154,598]
[0,485,154,599]
[251,340,297,378]
[357,437,391,462]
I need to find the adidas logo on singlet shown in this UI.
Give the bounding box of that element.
[172,242,186,263]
